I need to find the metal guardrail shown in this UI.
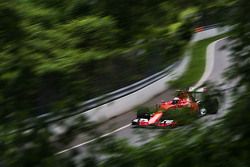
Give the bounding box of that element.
[40,62,179,123]
[5,25,224,135]
[7,61,179,135]
[203,24,218,30]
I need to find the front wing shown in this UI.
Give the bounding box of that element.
[132,118,177,128]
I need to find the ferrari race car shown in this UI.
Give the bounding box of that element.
[132,87,219,128]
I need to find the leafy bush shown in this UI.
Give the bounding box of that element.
[135,106,155,118]
[161,107,197,125]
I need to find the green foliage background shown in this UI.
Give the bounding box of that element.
[0,0,195,166]
[1,0,250,166]
[0,0,193,118]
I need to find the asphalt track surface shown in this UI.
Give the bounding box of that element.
[57,38,233,156]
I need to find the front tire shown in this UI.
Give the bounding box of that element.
[136,107,151,119]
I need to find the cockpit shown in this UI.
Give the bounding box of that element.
[172,97,180,104]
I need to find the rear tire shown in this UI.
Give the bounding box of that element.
[137,112,150,120]
[136,107,151,119]
[206,98,219,114]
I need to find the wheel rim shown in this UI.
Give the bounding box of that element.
[200,108,207,116]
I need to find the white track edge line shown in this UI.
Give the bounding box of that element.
[194,37,227,88]
[56,123,131,155]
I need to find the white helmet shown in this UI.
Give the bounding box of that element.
[172,97,180,104]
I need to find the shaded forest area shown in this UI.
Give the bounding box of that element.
[0,0,196,117]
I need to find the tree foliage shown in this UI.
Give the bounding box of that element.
[3,0,250,166]
[0,0,196,166]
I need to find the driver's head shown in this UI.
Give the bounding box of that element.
[172,97,180,104]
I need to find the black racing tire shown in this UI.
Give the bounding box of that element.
[136,107,151,119]
[201,97,219,115]
[206,98,219,114]
[137,112,150,120]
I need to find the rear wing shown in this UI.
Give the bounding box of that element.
[176,87,207,93]
[188,87,207,93]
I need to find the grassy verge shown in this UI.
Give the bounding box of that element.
[169,33,230,88]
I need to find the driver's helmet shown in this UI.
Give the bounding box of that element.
[172,97,180,104]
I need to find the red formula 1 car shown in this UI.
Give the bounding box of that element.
[131,87,219,128]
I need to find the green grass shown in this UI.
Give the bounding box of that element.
[170,33,230,88]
